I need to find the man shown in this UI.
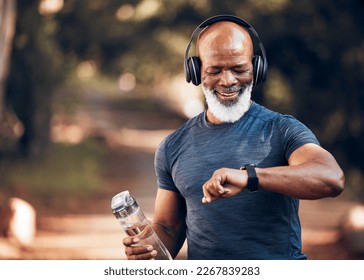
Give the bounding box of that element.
[123,16,345,260]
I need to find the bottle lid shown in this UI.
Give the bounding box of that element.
[111,190,138,218]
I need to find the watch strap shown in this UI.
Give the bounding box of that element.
[241,164,259,192]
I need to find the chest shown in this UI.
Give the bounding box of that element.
[170,125,286,199]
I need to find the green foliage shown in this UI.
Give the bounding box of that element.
[0,140,105,204]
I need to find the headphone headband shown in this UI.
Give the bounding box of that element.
[184,14,267,86]
[199,14,252,29]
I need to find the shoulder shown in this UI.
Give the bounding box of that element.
[157,112,204,151]
[249,103,319,158]
[249,103,307,129]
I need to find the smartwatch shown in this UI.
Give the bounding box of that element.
[241,164,259,192]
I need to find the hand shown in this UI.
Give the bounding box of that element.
[202,168,247,203]
[123,236,157,260]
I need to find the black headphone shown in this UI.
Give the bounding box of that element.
[184,14,268,87]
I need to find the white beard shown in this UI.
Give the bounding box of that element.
[202,82,253,123]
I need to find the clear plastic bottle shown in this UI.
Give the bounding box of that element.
[111,190,172,260]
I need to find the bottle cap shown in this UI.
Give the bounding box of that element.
[111,190,138,218]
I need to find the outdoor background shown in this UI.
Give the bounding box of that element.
[1,0,363,259]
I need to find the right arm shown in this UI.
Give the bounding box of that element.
[123,188,186,259]
[152,188,187,258]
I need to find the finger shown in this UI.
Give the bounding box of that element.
[127,249,158,260]
[127,246,157,260]
[211,178,226,195]
[202,182,213,203]
[125,244,153,256]
[123,236,140,246]
[202,189,219,203]
[204,179,225,201]
[203,177,226,202]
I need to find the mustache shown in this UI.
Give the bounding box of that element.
[214,86,244,93]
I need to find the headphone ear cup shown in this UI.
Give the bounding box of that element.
[252,55,262,86]
[187,56,201,86]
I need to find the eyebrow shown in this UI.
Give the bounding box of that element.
[207,64,247,69]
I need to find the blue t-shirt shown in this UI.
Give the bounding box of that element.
[154,102,319,259]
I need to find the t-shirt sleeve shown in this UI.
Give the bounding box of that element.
[154,138,179,192]
[277,115,320,160]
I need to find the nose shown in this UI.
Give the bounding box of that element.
[219,70,238,87]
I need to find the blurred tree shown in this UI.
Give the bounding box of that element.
[0,0,16,118]
[5,0,64,157]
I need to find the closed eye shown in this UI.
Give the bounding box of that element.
[205,67,221,75]
[207,70,221,75]
[234,68,253,76]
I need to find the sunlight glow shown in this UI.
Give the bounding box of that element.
[118,72,136,92]
[348,206,364,228]
[134,0,161,21]
[169,74,204,118]
[115,4,135,21]
[77,60,97,80]
[7,198,36,247]
[38,0,64,16]
[51,122,85,144]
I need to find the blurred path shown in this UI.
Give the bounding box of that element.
[1,200,358,260]
[1,88,188,260]
[0,89,360,260]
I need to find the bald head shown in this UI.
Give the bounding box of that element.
[196,21,254,61]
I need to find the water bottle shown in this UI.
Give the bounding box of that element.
[111,190,172,260]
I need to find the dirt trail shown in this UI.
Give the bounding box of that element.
[1,199,358,260]
[0,89,361,260]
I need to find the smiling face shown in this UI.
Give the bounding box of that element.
[197,22,255,123]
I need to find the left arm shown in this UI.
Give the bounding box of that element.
[202,143,345,202]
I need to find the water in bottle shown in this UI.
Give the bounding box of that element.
[111,190,172,260]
